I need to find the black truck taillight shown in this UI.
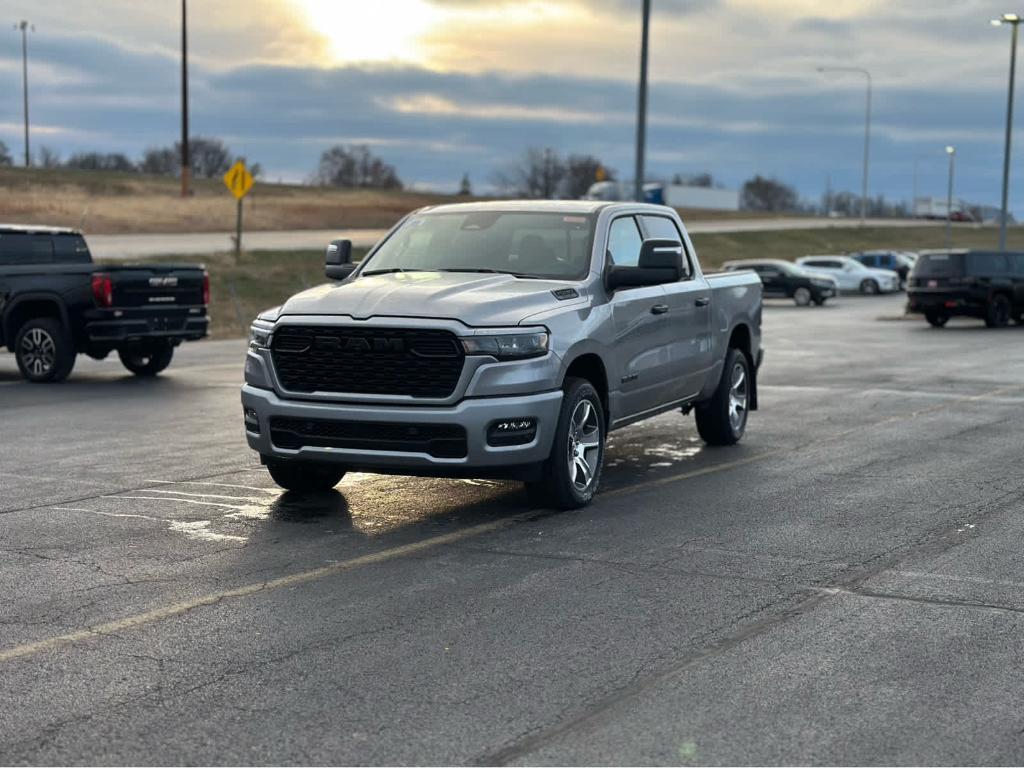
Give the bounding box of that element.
[91,273,113,307]
[202,270,210,305]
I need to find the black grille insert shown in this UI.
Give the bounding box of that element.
[269,417,468,459]
[271,326,464,398]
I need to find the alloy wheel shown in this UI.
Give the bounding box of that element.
[20,328,56,377]
[567,398,601,492]
[728,361,748,433]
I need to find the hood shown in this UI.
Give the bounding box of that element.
[278,272,586,327]
[866,267,899,280]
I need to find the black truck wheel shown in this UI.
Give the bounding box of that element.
[984,294,1011,328]
[695,348,750,446]
[924,311,949,328]
[15,317,76,383]
[526,377,605,510]
[265,458,346,492]
[118,340,175,376]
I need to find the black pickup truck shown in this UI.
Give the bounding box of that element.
[0,225,209,382]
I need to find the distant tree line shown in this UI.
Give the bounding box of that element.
[0,140,12,167]
[314,144,402,189]
[26,136,262,179]
[491,147,613,199]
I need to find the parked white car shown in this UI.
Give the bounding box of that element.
[796,255,901,294]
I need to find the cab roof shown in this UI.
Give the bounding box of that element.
[0,223,82,235]
[415,200,674,216]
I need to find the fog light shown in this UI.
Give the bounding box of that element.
[487,418,537,447]
[243,407,260,434]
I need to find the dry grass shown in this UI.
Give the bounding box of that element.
[0,167,460,234]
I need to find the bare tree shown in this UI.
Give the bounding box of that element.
[315,144,402,189]
[141,146,178,176]
[37,146,61,168]
[458,172,472,196]
[565,154,612,198]
[0,140,13,167]
[180,136,232,179]
[496,147,567,198]
[741,175,798,212]
[65,152,137,173]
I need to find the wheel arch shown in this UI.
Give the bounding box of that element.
[3,293,71,351]
[562,352,609,421]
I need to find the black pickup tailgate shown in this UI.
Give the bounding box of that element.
[108,265,206,307]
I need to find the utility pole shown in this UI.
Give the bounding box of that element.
[180,0,191,197]
[633,0,651,202]
[16,20,33,167]
[945,146,956,249]
[817,66,872,225]
[992,14,1021,252]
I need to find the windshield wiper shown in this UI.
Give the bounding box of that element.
[361,267,425,276]
[435,268,540,279]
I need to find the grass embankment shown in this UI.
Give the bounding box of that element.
[690,225,1023,269]
[0,166,456,234]
[110,225,1021,339]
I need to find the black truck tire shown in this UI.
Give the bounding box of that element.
[695,348,750,446]
[14,317,76,383]
[118,341,175,376]
[984,294,1011,328]
[924,311,949,328]
[265,458,346,492]
[526,377,605,510]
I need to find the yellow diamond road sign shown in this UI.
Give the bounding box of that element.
[223,160,254,200]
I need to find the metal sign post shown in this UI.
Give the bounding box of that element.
[222,160,254,261]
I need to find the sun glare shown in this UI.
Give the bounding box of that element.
[294,0,444,65]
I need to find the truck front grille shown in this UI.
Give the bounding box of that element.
[269,417,468,459]
[270,326,464,398]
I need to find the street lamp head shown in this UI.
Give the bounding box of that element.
[946,145,956,155]
[993,13,1022,25]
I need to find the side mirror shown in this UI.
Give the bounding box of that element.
[606,239,683,290]
[325,239,355,280]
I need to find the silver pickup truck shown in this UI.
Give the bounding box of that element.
[242,201,763,508]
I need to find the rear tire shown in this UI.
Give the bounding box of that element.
[924,311,949,328]
[526,377,605,510]
[793,287,812,306]
[14,317,76,383]
[813,297,828,306]
[265,459,346,492]
[984,294,1011,328]
[859,279,880,295]
[118,340,175,376]
[695,348,750,446]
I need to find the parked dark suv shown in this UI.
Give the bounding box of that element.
[722,259,837,306]
[907,250,1024,327]
[0,225,209,382]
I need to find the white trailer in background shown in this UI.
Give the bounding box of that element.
[585,181,741,212]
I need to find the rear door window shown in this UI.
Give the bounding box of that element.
[640,215,692,278]
[53,234,91,263]
[968,252,1008,276]
[0,233,32,265]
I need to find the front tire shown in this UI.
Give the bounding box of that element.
[924,311,949,328]
[695,348,750,446]
[265,458,346,492]
[793,287,812,306]
[860,279,880,295]
[526,377,605,510]
[118,340,175,376]
[15,318,76,383]
[985,294,1011,328]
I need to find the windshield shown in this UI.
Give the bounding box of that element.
[361,211,595,280]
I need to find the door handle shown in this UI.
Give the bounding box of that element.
[695,297,710,307]
[650,304,669,315]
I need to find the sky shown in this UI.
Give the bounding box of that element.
[1,0,1022,211]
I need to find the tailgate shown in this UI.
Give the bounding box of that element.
[109,266,205,307]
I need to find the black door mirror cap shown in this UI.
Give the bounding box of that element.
[326,262,357,280]
[606,264,681,290]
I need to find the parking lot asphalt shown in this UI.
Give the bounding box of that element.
[2,294,1024,765]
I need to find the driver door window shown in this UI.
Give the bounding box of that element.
[607,217,643,266]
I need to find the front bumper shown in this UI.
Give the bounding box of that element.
[241,384,563,471]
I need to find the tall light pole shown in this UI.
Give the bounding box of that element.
[992,14,1021,252]
[15,20,33,168]
[817,66,872,225]
[634,0,651,202]
[945,145,956,249]
[180,0,191,197]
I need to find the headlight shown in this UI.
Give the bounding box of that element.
[460,330,549,360]
[248,320,273,352]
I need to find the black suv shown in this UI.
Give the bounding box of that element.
[0,225,209,382]
[722,259,837,306]
[907,250,1024,327]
